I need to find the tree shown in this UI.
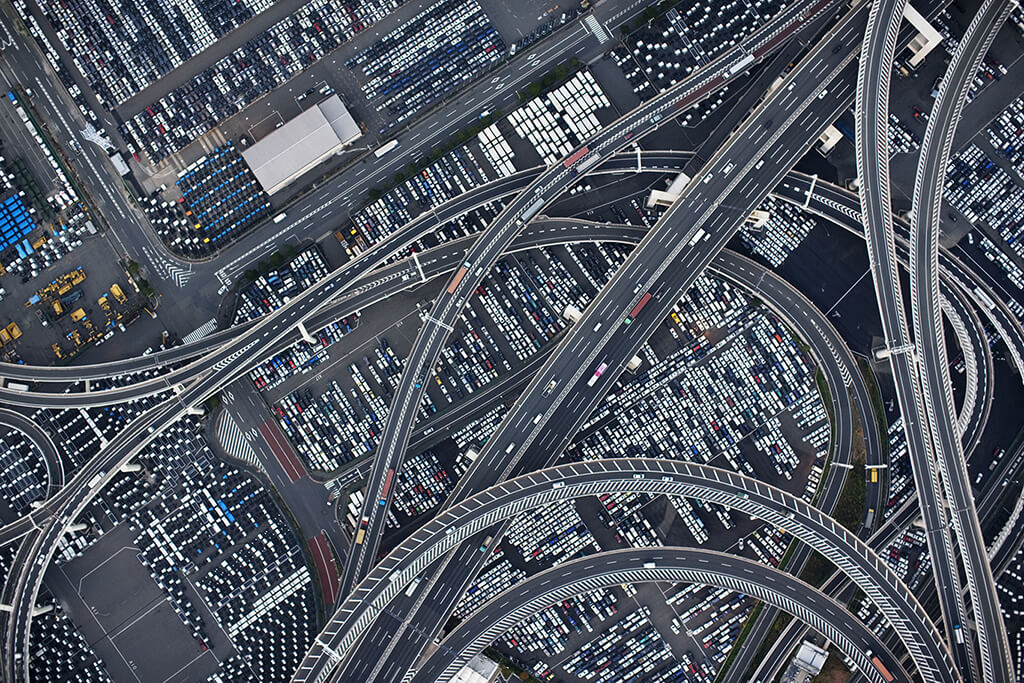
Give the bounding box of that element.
[553,64,568,82]
[526,82,542,98]
[126,260,140,276]
[243,269,259,282]
[368,188,382,200]
[394,171,406,184]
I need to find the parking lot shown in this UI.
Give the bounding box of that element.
[48,525,221,683]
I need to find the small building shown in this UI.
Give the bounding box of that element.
[242,95,361,195]
[817,125,844,156]
[780,641,829,683]
[903,4,943,68]
[450,654,498,683]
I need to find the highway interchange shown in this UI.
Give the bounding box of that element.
[0,0,1022,681]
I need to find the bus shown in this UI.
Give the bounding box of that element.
[374,139,400,158]
[870,656,895,682]
[379,469,395,505]
[6,382,29,392]
[727,54,755,76]
[563,146,590,168]
[973,286,996,311]
[587,362,608,387]
[625,293,652,324]
[447,266,468,294]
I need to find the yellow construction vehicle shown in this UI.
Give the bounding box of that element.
[6,323,20,340]
[110,283,127,305]
[52,300,63,317]
[97,295,110,312]
[0,328,9,345]
[70,308,86,322]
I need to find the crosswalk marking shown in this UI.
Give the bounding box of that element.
[217,412,260,469]
[182,318,218,344]
[142,246,195,287]
[583,15,610,44]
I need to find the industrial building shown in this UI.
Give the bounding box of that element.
[241,96,361,195]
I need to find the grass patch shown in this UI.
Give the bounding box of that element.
[811,648,852,682]
[798,550,837,589]
[857,358,888,459]
[833,459,867,532]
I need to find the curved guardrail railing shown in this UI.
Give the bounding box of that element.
[293,459,956,683]
[410,549,907,683]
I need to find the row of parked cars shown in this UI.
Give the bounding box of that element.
[173,143,272,250]
[347,0,504,129]
[121,0,404,162]
[506,71,610,166]
[135,456,317,682]
[502,588,618,659]
[28,600,111,682]
[32,0,274,107]
[0,424,48,517]
[560,606,679,682]
[350,146,497,249]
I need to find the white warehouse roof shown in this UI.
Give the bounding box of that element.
[242,95,361,194]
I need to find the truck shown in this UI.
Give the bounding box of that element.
[355,515,370,544]
[688,228,709,246]
[587,362,608,387]
[379,469,395,505]
[625,293,652,324]
[6,382,29,392]
[626,355,643,373]
[519,198,544,224]
[563,146,590,168]
[870,656,895,682]
[110,283,127,305]
[447,265,469,294]
[0,328,9,344]
[479,535,493,552]
[374,140,400,158]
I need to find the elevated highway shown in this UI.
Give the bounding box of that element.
[294,458,954,683]
[414,549,909,683]
[908,0,1016,679]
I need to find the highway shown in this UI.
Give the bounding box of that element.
[0,155,1014,411]
[0,408,62,497]
[336,8,880,678]
[294,458,954,683]
[412,549,908,683]
[338,0,846,600]
[907,0,1016,680]
[855,0,1007,673]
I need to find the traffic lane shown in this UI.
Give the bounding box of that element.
[393,56,865,670]
[459,70,862,504]
[210,18,603,285]
[908,0,1016,676]
[855,0,975,660]
[0,407,63,494]
[411,549,909,683]
[316,459,947,683]
[336,0,837,591]
[392,60,865,674]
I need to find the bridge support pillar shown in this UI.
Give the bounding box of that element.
[120,463,142,473]
[67,523,88,533]
[32,604,53,617]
